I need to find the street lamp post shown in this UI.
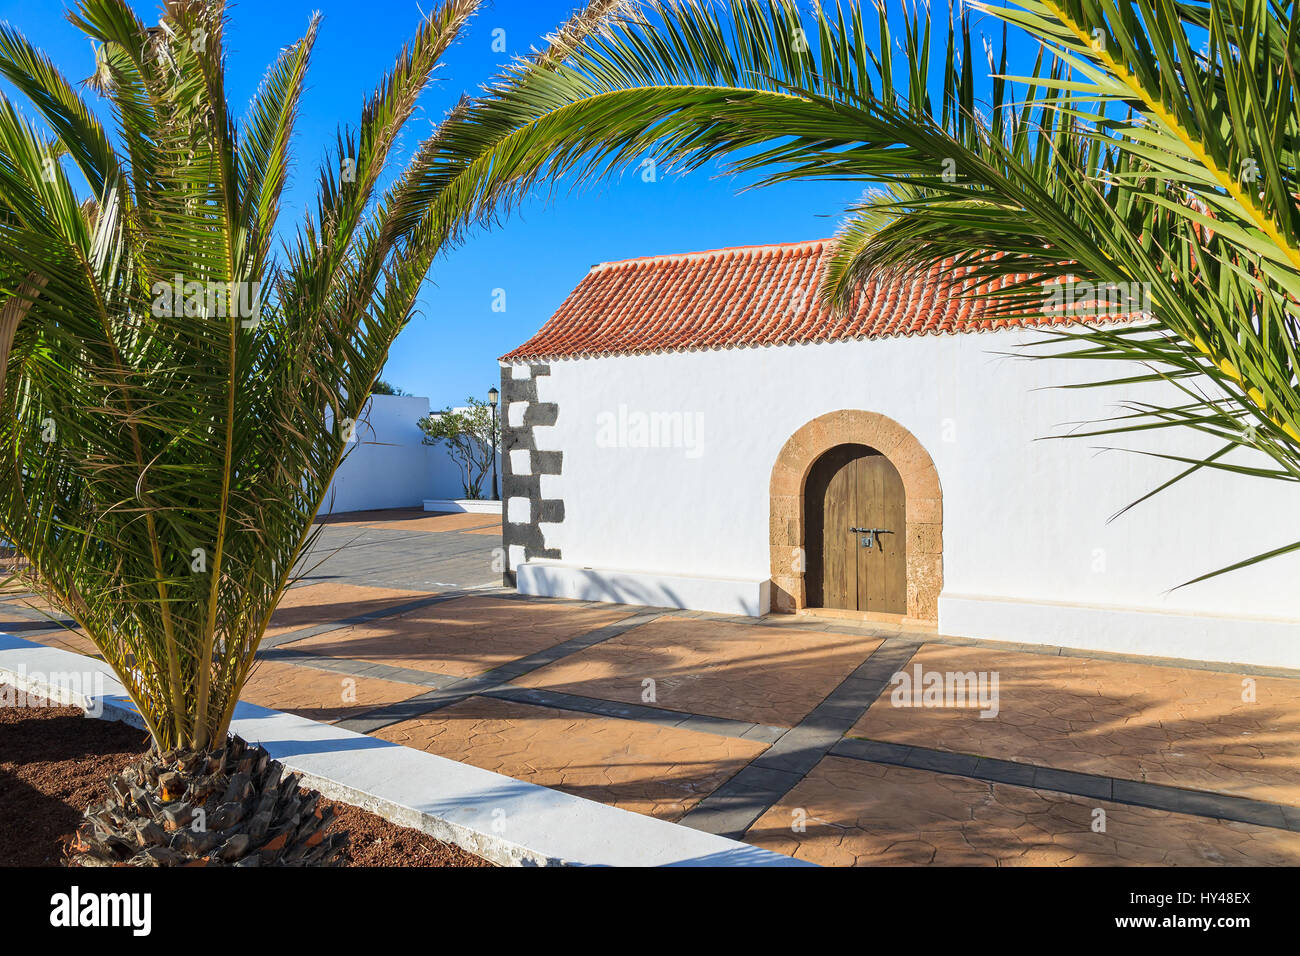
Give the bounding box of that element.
[488,385,500,501]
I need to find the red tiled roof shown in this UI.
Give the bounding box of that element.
[501,239,1090,362]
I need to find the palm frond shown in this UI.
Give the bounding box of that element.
[424,0,1300,584]
[0,0,652,749]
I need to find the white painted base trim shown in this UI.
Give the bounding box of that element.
[0,633,802,867]
[517,561,771,617]
[939,593,1300,671]
[423,498,502,514]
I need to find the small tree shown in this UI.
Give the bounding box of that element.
[419,397,497,499]
[372,379,406,396]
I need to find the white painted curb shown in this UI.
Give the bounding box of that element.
[423,498,502,515]
[0,634,809,867]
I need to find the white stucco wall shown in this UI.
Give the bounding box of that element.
[323,394,435,514]
[322,395,504,513]
[507,331,1300,668]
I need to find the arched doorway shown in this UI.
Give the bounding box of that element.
[769,411,942,622]
[805,444,907,612]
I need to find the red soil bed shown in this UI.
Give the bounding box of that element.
[0,689,490,867]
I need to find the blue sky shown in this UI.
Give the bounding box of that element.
[0,0,1002,407]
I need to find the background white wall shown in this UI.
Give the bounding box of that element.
[322,394,501,514]
[511,331,1300,666]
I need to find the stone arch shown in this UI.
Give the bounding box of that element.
[769,411,942,622]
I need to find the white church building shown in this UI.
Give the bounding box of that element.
[497,239,1300,670]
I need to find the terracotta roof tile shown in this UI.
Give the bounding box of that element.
[501,239,1093,362]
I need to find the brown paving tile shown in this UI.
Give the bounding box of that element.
[313,507,428,528]
[373,696,766,821]
[365,512,498,533]
[239,659,425,723]
[851,643,1300,807]
[264,581,429,639]
[514,618,884,728]
[747,755,1300,866]
[281,595,631,678]
[315,508,496,533]
[461,525,503,536]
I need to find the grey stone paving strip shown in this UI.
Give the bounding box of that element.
[259,646,459,689]
[310,528,449,546]
[305,534,491,559]
[330,610,700,734]
[487,685,788,743]
[303,543,494,572]
[310,597,722,735]
[828,736,1300,833]
[333,681,789,741]
[471,611,665,682]
[676,638,925,840]
[0,601,78,633]
[264,610,669,700]
[251,580,1300,836]
[296,537,477,572]
[294,567,479,593]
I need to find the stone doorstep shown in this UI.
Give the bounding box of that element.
[0,632,808,868]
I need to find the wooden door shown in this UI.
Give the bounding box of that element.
[806,445,906,613]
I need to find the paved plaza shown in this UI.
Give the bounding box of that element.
[7,508,1300,865]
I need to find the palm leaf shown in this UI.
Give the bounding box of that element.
[423,0,1300,585]
[0,0,628,749]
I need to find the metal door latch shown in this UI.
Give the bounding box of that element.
[850,527,893,549]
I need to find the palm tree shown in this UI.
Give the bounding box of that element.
[0,0,625,864]
[426,0,1300,583]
